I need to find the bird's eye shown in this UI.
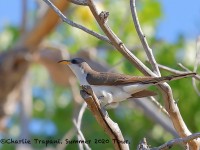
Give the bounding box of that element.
[71,59,78,64]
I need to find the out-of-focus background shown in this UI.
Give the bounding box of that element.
[0,0,200,149]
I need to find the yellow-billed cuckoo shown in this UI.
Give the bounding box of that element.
[58,58,196,108]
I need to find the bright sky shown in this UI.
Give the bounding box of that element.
[0,0,200,43]
[156,0,200,42]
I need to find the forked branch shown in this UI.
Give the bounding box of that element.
[80,85,129,150]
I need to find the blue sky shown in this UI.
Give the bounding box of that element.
[0,0,200,43]
[156,0,200,42]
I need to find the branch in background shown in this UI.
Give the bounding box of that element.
[56,77,82,150]
[149,97,169,117]
[68,0,87,6]
[43,0,111,44]
[178,63,191,72]
[151,132,200,150]
[56,127,76,150]
[17,72,32,150]
[192,37,200,96]
[177,62,200,96]
[130,0,161,77]
[19,0,69,48]
[193,36,200,72]
[157,63,200,81]
[0,0,69,129]
[158,63,187,75]
[73,118,91,150]
[133,98,178,138]
[80,85,129,150]
[77,103,88,150]
[73,102,89,150]
[21,0,27,34]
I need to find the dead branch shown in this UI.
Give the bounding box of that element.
[68,0,87,6]
[56,127,76,150]
[151,132,200,150]
[43,0,111,44]
[130,0,160,76]
[192,37,200,96]
[21,0,69,49]
[157,63,200,81]
[80,85,129,150]
[137,138,150,150]
[21,0,27,34]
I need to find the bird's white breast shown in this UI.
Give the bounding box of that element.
[90,83,151,106]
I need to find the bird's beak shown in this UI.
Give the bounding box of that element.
[57,60,71,65]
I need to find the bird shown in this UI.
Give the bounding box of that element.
[58,58,196,108]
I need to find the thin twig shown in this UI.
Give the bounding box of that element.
[80,85,129,150]
[178,63,191,72]
[192,37,200,96]
[73,119,91,150]
[68,0,87,6]
[130,0,160,76]
[151,132,200,150]
[72,102,91,150]
[158,63,200,81]
[178,63,200,80]
[21,0,27,34]
[43,0,111,44]
[77,102,87,128]
[158,63,187,75]
[149,97,169,117]
[193,36,200,72]
[56,127,76,150]
[159,61,200,89]
[76,103,87,150]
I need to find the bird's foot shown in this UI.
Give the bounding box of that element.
[81,85,93,95]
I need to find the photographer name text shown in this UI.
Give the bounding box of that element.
[0,138,130,146]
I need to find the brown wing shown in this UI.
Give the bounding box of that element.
[86,72,196,86]
[86,72,154,85]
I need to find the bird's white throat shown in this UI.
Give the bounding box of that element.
[69,64,88,85]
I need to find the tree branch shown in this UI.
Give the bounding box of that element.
[43,0,111,44]
[80,85,129,150]
[68,0,87,6]
[157,63,200,81]
[152,133,200,150]
[130,0,161,76]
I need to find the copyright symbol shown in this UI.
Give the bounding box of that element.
[0,139,5,144]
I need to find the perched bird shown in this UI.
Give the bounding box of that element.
[58,58,196,108]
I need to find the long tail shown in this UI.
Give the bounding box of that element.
[143,72,196,84]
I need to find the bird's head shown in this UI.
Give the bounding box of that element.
[58,58,91,85]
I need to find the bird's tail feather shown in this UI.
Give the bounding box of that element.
[144,72,196,84]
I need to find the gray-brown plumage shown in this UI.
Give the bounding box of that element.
[58,58,196,107]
